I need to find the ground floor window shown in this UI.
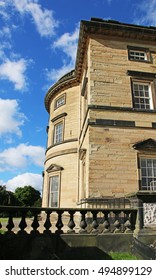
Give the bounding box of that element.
[140,158,156,190]
[49,175,59,207]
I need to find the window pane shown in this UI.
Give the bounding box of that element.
[140,158,156,190]
[147,159,152,167]
[51,192,58,207]
[141,104,146,109]
[133,82,152,109]
[49,175,59,207]
[55,95,65,109]
[141,159,146,167]
[141,168,147,176]
[51,176,59,191]
[147,168,152,177]
[54,122,63,144]
[142,178,147,188]
[134,84,138,90]
[129,50,147,61]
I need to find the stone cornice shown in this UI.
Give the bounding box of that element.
[45,148,78,163]
[45,18,156,113]
[45,138,78,154]
[51,112,67,123]
[44,70,78,112]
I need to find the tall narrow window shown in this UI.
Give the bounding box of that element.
[49,175,59,207]
[132,82,153,109]
[140,158,156,190]
[54,122,63,144]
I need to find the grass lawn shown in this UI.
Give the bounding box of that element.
[110,251,138,260]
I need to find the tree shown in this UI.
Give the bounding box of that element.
[14,185,41,207]
[0,185,19,206]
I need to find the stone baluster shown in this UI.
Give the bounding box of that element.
[91,210,99,233]
[67,210,75,233]
[79,210,87,233]
[113,211,121,233]
[55,210,64,234]
[31,211,40,234]
[6,212,14,233]
[102,210,110,233]
[124,210,133,233]
[44,210,52,233]
[18,210,27,234]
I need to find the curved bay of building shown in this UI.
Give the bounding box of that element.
[42,71,80,208]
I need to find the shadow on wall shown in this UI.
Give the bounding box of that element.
[0,233,112,260]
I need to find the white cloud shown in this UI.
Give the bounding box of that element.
[0,143,45,172]
[0,98,26,137]
[6,173,43,192]
[0,0,10,20]
[0,58,28,90]
[135,0,156,26]
[53,26,79,62]
[46,63,74,84]
[12,0,59,37]
[0,179,5,186]
[46,26,79,83]
[0,26,11,39]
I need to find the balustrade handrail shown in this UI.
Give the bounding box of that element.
[0,205,138,212]
[0,206,137,235]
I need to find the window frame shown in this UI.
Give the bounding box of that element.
[132,80,153,110]
[129,73,156,110]
[54,93,66,110]
[127,46,151,63]
[53,121,64,145]
[139,156,156,191]
[49,173,61,207]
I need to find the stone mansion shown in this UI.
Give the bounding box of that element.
[42,18,156,209]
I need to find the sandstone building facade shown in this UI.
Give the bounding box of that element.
[42,18,156,208]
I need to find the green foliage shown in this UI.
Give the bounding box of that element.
[0,185,20,206]
[14,185,41,207]
[109,251,138,260]
[33,197,42,207]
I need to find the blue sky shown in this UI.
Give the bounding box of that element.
[0,0,156,193]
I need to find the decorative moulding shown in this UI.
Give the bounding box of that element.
[132,138,156,150]
[46,164,64,173]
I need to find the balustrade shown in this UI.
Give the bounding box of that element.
[0,206,137,235]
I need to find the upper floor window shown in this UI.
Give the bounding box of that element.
[128,46,150,62]
[129,50,147,61]
[54,94,65,110]
[127,70,156,110]
[132,82,153,110]
[140,158,156,191]
[54,122,63,144]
